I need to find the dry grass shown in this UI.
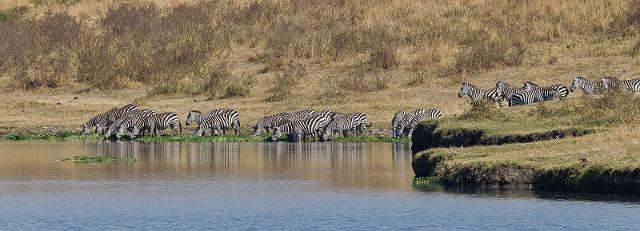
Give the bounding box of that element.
[426,126,640,172]
[1,0,640,136]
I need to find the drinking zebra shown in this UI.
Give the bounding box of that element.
[271,112,333,141]
[495,81,525,106]
[394,108,442,138]
[81,110,113,135]
[509,90,548,106]
[458,82,503,105]
[570,76,603,95]
[104,109,156,139]
[105,104,140,125]
[254,113,289,136]
[601,77,640,92]
[187,110,240,136]
[115,112,157,139]
[321,113,368,140]
[391,111,407,138]
[522,81,569,101]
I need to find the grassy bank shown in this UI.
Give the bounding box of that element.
[410,92,640,194]
[413,126,640,194]
[1,131,101,141]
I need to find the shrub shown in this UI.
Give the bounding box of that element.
[459,100,505,121]
[223,73,256,98]
[266,64,305,102]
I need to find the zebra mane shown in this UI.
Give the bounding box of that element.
[523,81,539,87]
[189,110,202,114]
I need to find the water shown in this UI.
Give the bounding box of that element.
[1,140,639,230]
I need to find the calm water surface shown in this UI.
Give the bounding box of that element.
[0,140,639,230]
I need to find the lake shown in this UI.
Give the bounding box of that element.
[1,140,639,230]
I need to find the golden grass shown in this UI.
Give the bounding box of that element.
[425,126,640,172]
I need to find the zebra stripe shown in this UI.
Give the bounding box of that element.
[254,113,288,136]
[458,82,503,103]
[523,81,569,100]
[81,110,112,135]
[105,104,140,125]
[321,112,367,140]
[601,77,640,92]
[272,112,332,141]
[391,111,407,137]
[571,76,603,95]
[143,112,181,136]
[394,108,442,138]
[509,90,546,106]
[188,110,240,136]
[116,110,158,139]
[495,81,525,105]
[103,109,155,139]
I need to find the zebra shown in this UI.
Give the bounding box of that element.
[570,76,603,95]
[253,113,289,136]
[187,110,240,136]
[394,108,442,138]
[495,81,525,106]
[115,111,157,139]
[509,90,549,106]
[283,109,316,121]
[351,112,369,135]
[81,110,112,135]
[522,81,569,100]
[138,112,181,136]
[104,109,156,139]
[458,82,503,105]
[601,77,640,92]
[105,104,140,125]
[321,113,368,140]
[271,112,332,141]
[391,111,407,138]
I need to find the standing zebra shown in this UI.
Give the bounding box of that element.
[509,90,548,106]
[458,82,503,105]
[571,76,603,95]
[601,77,640,92]
[271,113,331,141]
[394,108,442,138]
[391,111,407,138]
[495,81,525,107]
[187,110,240,136]
[142,112,182,136]
[522,81,569,101]
[254,113,288,136]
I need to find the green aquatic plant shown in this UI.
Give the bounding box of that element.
[60,155,137,163]
[413,176,443,187]
[1,131,101,141]
[332,135,410,143]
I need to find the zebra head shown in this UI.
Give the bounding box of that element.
[458,82,470,98]
[601,78,614,90]
[522,81,538,91]
[81,123,92,135]
[495,81,509,95]
[271,127,283,141]
[185,111,201,125]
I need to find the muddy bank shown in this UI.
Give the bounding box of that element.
[413,151,640,194]
[410,121,593,153]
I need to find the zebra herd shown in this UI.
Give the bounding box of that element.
[82,104,443,141]
[458,76,640,107]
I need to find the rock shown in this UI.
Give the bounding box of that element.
[56,102,62,105]
[73,96,78,100]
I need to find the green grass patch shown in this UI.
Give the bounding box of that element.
[60,155,137,163]
[1,131,102,141]
[136,134,271,143]
[332,135,410,143]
